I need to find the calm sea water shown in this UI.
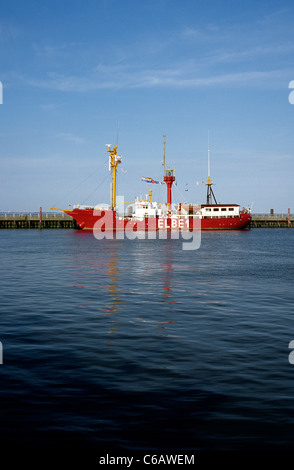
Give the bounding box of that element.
[1,227,294,457]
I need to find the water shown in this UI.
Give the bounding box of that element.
[1,228,294,457]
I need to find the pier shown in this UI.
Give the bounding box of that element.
[0,210,78,229]
[0,209,293,229]
[250,214,293,228]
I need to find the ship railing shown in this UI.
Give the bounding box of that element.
[72,204,111,210]
[72,204,94,210]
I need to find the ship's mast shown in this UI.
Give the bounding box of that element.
[148,189,152,203]
[108,144,122,210]
[208,137,210,181]
[206,135,217,205]
[162,135,166,180]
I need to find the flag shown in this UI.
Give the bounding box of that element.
[141,176,159,184]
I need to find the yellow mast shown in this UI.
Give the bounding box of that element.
[108,144,122,210]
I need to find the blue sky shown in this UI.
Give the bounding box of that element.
[1,0,294,213]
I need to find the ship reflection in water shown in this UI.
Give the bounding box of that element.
[157,241,176,337]
[71,236,123,343]
[2,229,293,451]
[127,238,178,348]
[71,233,179,345]
[101,248,121,342]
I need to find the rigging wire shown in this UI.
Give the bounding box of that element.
[52,157,108,207]
[173,182,190,203]
[81,172,111,205]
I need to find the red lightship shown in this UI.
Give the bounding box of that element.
[51,142,251,232]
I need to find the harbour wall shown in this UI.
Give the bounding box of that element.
[250,214,293,228]
[0,210,293,229]
[0,211,78,229]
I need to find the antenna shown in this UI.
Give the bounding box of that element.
[163,134,166,179]
[116,121,120,146]
[208,131,210,179]
[206,131,217,205]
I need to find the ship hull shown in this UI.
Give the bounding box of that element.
[64,209,252,231]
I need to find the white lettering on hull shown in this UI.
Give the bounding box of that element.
[158,219,189,229]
